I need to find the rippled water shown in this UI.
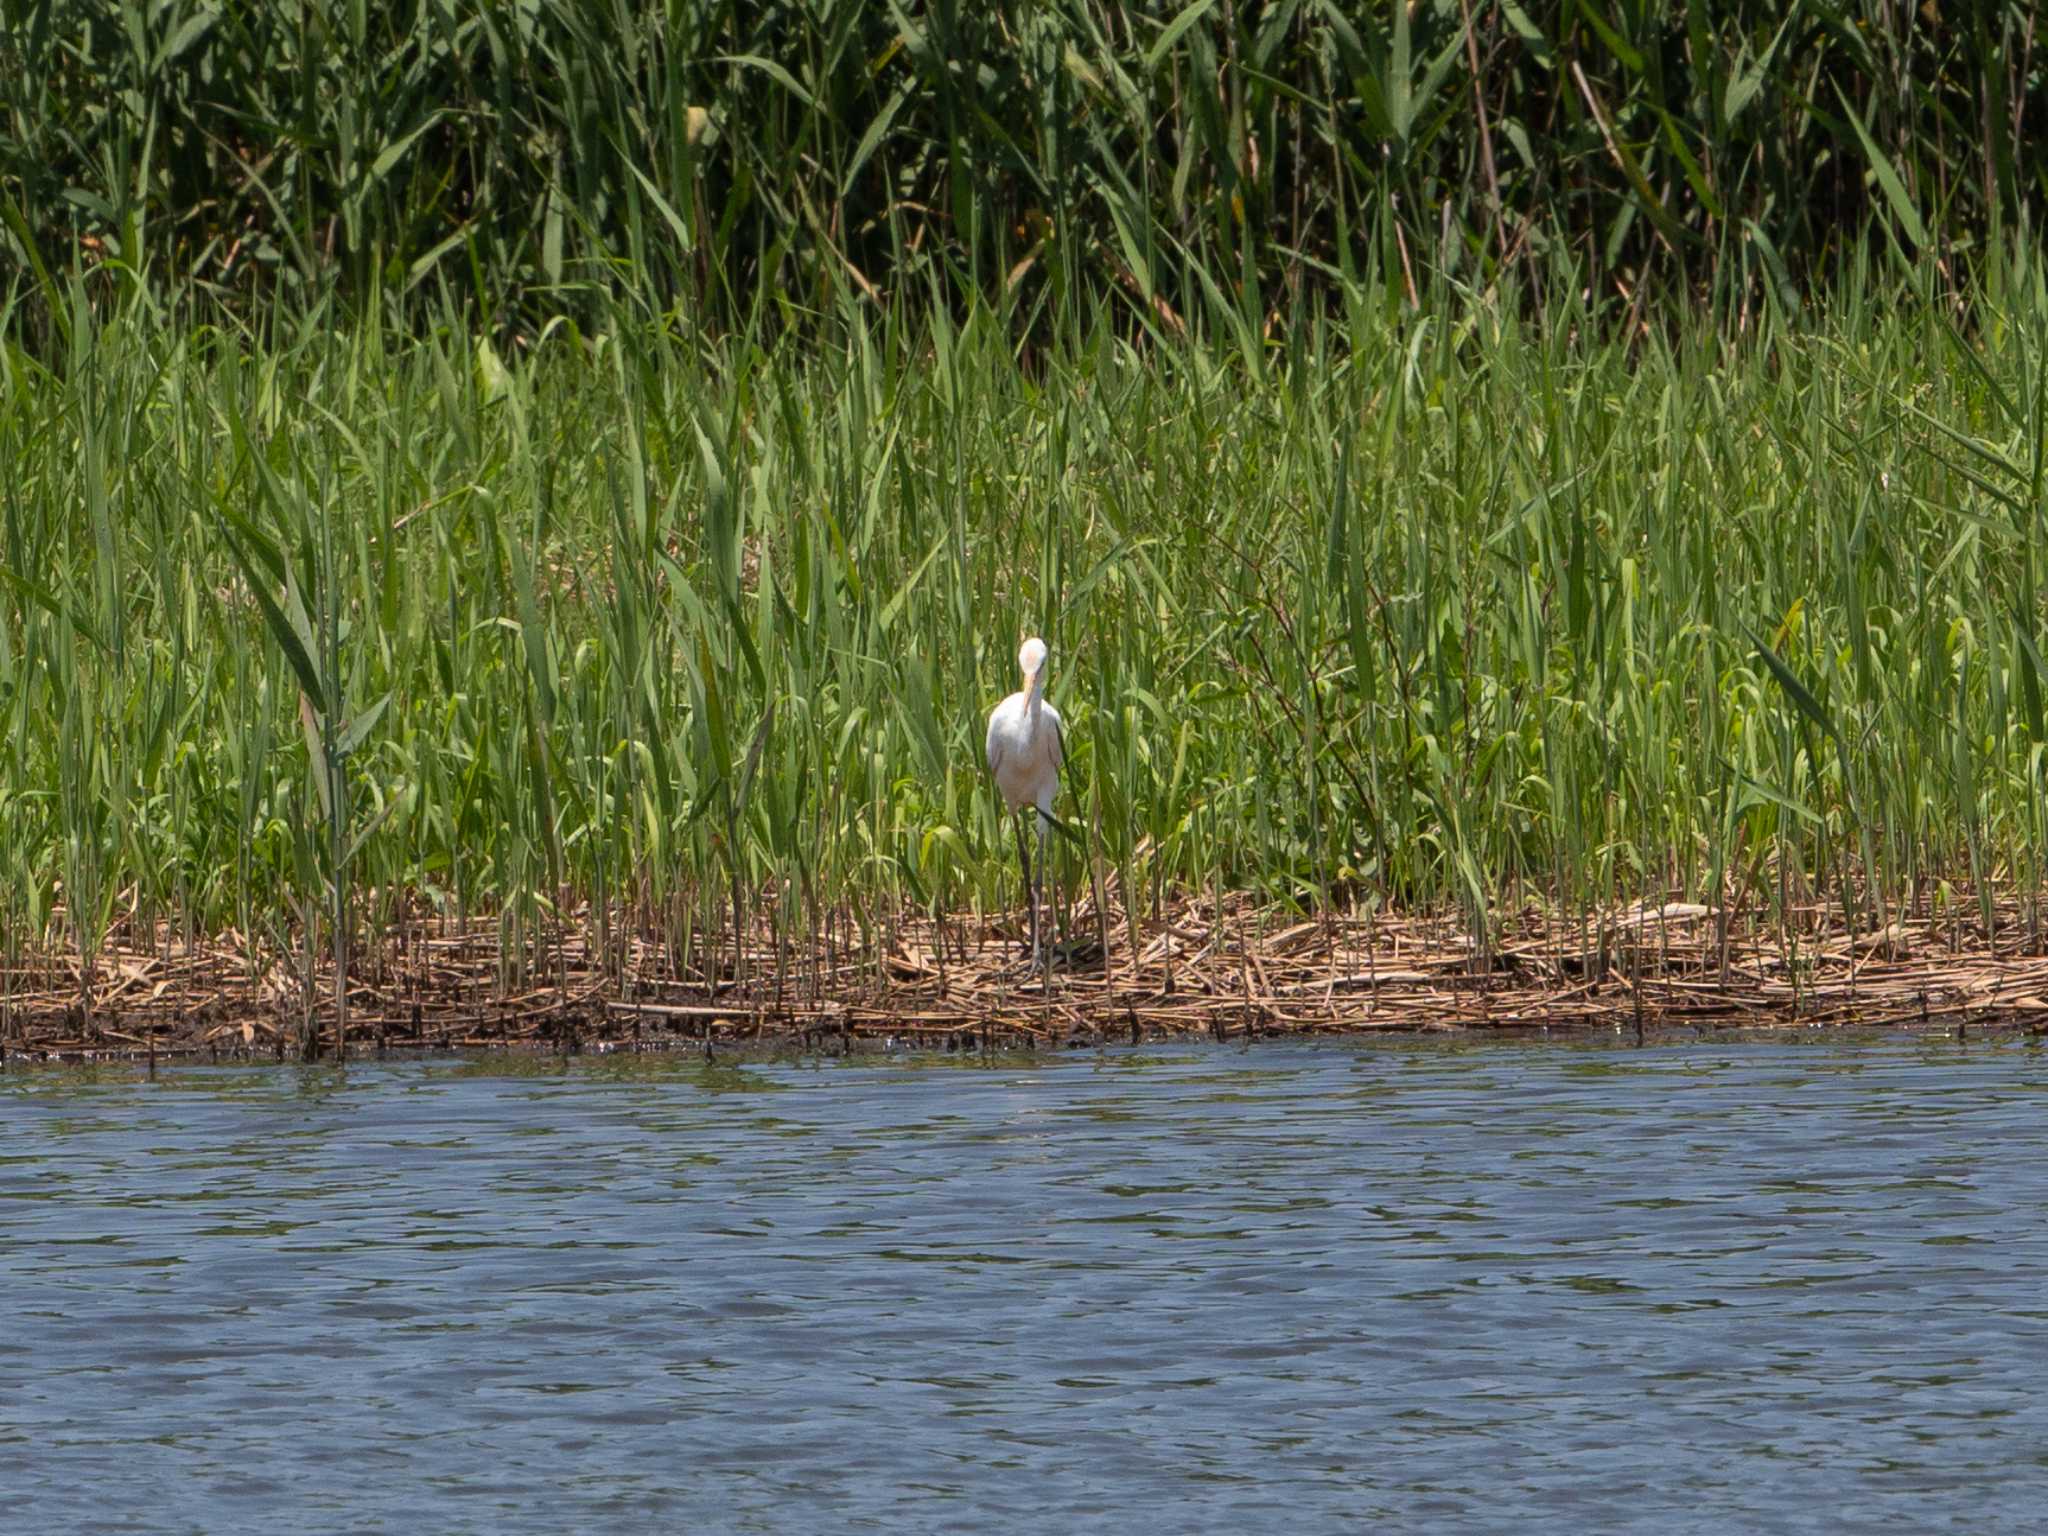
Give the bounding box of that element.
[5,1037,2048,1532]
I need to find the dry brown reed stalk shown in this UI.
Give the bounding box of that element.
[8,890,2048,1063]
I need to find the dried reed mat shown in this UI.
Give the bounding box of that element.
[6,889,2048,1061]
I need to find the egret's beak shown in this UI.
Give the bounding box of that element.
[1023,664,1041,692]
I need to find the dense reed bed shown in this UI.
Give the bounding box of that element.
[6,243,2048,1052]
[10,2,2044,336]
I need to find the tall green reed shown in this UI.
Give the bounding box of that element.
[7,2,2044,343]
[5,247,2048,986]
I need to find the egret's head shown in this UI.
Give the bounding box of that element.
[1018,637,1048,685]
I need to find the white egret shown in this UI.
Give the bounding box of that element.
[985,636,1064,966]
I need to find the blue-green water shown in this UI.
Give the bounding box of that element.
[4,1038,2047,1532]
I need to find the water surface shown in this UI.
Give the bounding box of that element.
[4,1037,2046,1532]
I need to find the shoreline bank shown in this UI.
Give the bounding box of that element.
[8,894,2048,1063]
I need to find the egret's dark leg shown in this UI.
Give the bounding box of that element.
[1035,810,1051,979]
[1014,813,1035,958]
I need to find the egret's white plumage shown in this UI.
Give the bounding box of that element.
[986,636,1063,965]
[986,637,1062,818]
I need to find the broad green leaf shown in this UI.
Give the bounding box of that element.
[1145,0,1220,73]
[1748,628,1839,743]
[1833,82,1928,249]
[219,527,327,718]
